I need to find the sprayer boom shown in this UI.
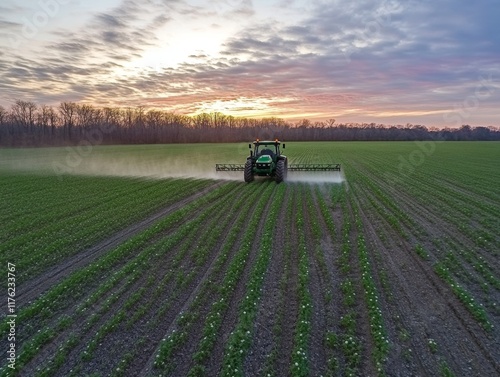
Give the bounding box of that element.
[288,163,341,171]
[215,164,246,171]
[215,163,341,172]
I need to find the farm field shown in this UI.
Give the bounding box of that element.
[1,141,499,377]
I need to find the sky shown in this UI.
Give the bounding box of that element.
[0,0,499,127]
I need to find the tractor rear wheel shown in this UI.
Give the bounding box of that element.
[244,159,254,183]
[276,159,286,183]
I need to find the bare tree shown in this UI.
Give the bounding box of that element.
[75,104,96,128]
[11,100,37,128]
[0,105,6,125]
[37,105,50,137]
[123,107,135,128]
[59,102,77,140]
[1,100,499,146]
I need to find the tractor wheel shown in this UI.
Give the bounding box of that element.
[244,159,254,183]
[276,159,286,183]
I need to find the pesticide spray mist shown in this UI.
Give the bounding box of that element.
[0,147,345,184]
[61,155,244,181]
[286,171,345,184]
[59,156,345,184]
[0,149,240,181]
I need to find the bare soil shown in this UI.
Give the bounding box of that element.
[17,182,223,307]
[351,173,500,376]
[6,177,500,377]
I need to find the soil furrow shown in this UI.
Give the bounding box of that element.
[361,175,500,296]
[203,184,278,376]
[8,183,237,347]
[357,168,499,296]
[135,183,267,377]
[14,182,232,376]
[397,187,498,266]
[48,200,226,376]
[344,188,378,377]
[311,184,345,371]
[351,184,430,376]
[17,182,224,307]
[243,184,290,376]
[354,181,500,376]
[440,177,500,212]
[274,185,300,375]
[301,184,328,376]
[76,185,248,377]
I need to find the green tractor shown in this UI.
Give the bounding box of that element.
[243,139,288,183]
[216,139,341,183]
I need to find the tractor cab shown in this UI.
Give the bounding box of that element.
[250,139,285,160]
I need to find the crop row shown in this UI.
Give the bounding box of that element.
[220,184,285,376]
[0,175,213,283]
[74,181,249,369]
[0,182,240,376]
[286,185,313,377]
[2,141,498,376]
[344,154,497,333]
[152,182,272,374]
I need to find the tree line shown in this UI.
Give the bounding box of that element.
[0,100,498,147]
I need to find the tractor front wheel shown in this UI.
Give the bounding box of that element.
[276,159,287,183]
[244,160,254,183]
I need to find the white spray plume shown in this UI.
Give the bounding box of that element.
[286,171,345,184]
[0,147,345,184]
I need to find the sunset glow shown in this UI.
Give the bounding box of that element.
[1,0,499,127]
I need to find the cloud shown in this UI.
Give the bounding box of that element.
[49,41,90,54]
[0,0,177,101]
[95,13,127,28]
[0,19,21,29]
[0,0,498,126]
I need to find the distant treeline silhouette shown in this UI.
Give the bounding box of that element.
[1,100,499,147]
